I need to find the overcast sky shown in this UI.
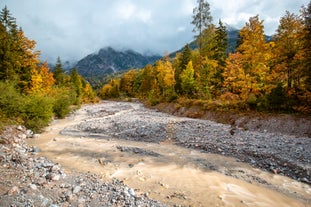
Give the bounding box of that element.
[1,0,309,62]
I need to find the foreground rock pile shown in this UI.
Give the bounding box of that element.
[0,125,166,207]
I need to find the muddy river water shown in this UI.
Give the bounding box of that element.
[28,101,311,207]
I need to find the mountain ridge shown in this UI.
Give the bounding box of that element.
[72,28,272,79]
[75,47,161,78]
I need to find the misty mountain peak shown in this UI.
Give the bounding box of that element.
[75,47,162,77]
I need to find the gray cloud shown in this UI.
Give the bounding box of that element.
[1,0,308,62]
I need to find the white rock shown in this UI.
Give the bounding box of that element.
[73,185,82,194]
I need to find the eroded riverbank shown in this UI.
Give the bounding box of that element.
[27,101,311,206]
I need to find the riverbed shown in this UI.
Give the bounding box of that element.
[27,101,311,206]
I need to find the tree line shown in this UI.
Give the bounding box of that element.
[100,0,311,114]
[0,6,97,132]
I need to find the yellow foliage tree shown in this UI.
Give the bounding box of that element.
[120,69,137,96]
[223,52,251,101]
[235,15,273,100]
[273,11,306,92]
[27,61,55,94]
[82,82,96,103]
[180,61,196,96]
[155,59,175,97]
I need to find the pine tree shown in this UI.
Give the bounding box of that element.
[191,0,213,66]
[214,20,228,65]
[71,67,83,98]
[175,44,192,93]
[0,7,18,80]
[212,20,228,95]
[53,57,65,85]
[302,1,311,91]
[0,6,17,35]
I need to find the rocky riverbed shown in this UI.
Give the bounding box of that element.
[1,100,311,206]
[66,101,311,184]
[0,126,165,207]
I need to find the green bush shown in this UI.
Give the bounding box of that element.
[22,95,54,132]
[52,90,73,118]
[148,90,160,106]
[266,84,287,111]
[0,81,24,117]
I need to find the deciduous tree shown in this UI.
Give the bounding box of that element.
[180,61,196,96]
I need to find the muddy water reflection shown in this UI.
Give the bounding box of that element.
[27,102,311,207]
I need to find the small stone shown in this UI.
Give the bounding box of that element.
[31,146,41,153]
[46,173,60,181]
[301,177,309,183]
[29,184,37,190]
[26,129,34,138]
[73,185,82,194]
[78,197,86,204]
[52,174,60,181]
[66,194,74,202]
[51,165,60,172]
[33,134,40,138]
[128,188,136,197]
[8,186,20,195]
[271,169,278,174]
[17,125,23,131]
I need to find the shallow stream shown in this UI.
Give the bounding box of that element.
[27,101,311,207]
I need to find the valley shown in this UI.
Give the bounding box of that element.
[27,101,311,206]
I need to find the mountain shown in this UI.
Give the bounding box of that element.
[169,28,240,58]
[170,27,272,57]
[75,47,161,78]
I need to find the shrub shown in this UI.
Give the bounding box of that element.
[148,90,160,106]
[266,84,287,111]
[0,81,24,117]
[22,94,54,132]
[52,89,73,118]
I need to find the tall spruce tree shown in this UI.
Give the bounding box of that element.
[212,20,228,95]
[175,44,192,93]
[303,1,311,91]
[53,57,65,85]
[191,0,213,66]
[214,20,228,64]
[0,6,17,35]
[0,6,17,80]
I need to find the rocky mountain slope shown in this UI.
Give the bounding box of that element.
[73,28,272,79]
[75,47,161,78]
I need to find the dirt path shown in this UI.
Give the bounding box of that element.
[27,101,311,207]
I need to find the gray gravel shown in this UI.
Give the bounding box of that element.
[0,125,166,207]
[62,101,311,184]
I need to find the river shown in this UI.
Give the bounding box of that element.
[27,101,311,207]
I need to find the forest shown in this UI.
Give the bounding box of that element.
[100,1,311,114]
[1,1,310,133]
[0,6,97,132]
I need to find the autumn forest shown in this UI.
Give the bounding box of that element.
[100,1,311,114]
[1,0,311,132]
[0,6,97,131]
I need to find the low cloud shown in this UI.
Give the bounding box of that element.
[1,0,308,62]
